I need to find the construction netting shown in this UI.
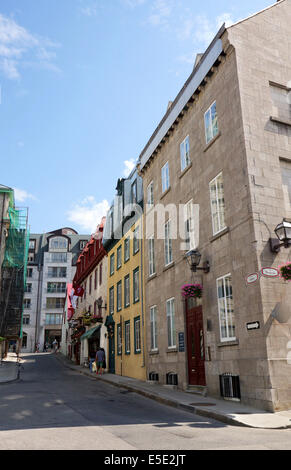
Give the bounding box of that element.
[0,206,29,339]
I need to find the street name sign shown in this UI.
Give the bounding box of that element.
[261,267,279,278]
[246,273,259,285]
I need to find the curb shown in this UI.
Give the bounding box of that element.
[55,354,291,430]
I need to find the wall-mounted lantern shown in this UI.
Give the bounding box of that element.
[186,249,210,273]
[269,218,291,253]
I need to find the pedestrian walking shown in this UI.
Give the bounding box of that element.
[52,339,58,353]
[95,347,105,375]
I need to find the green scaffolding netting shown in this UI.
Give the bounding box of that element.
[2,206,29,339]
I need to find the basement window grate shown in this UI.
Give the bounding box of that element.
[149,372,159,382]
[166,372,178,386]
[219,373,241,400]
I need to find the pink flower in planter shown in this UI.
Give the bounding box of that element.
[181,283,203,298]
[278,263,291,282]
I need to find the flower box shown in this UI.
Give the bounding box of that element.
[279,263,291,281]
[181,283,203,298]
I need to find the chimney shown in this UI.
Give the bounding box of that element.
[193,53,204,70]
[167,101,173,111]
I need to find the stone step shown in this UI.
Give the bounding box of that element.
[186,385,208,397]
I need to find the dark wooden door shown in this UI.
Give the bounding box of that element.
[108,326,115,374]
[186,301,206,386]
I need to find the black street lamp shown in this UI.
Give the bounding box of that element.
[185,249,210,273]
[269,218,291,253]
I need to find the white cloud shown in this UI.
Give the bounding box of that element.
[123,159,136,177]
[67,197,110,234]
[14,188,36,203]
[0,13,60,80]
[148,0,173,28]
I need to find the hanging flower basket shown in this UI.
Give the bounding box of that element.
[181,283,203,298]
[279,263,291,282]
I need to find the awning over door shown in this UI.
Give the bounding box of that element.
[80,324,101,341]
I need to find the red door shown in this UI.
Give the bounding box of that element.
[186,301,206,386]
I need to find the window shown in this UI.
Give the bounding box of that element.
[117,246,122,270]
[147,181,154,209]
[109,286,114,314]
[23,315,30,325]
[133,226,140,254]
[80,240,87,251]
[133,268,140,303]
[89,275,92,295]
[125,321,130,354]
[117,324,122,355]
[134,316,141,353]
[161,162,170,193]
[124,237,130,262]
[180,136,190,171]
[164,220,173,266]
[25,283,32,293]
[166,298,176,348]
[48,252,67,262]
[131,180,137,203]
[99,263,102,285]
[209,172,226,235]
[94,269,97,290]
[28,254,35,262]
[47,267,67,278]
[148,236,155,276]
[117,281,122,312]
[47,282,66,293]
[204,101,218,144]
[27,268,33,278]
[29,239,36,250]
[110,253,115,276]
[45,314,63,325]
[280,159,291,216]
[124,274,130,307]
[23,299,31,309]
[46,298,65,309]
[184,200,195,251]
[49,236,68,251]
[217,274,235,342]
[150,306,158,351]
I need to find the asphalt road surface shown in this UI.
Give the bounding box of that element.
[0,353,291,450]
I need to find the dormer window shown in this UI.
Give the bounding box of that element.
[49,236,68,252]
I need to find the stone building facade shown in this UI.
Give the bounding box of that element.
[138,0,291,411]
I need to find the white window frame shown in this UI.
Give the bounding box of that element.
[161,162,170,193]
[164,220,173,266]
[134,317,141,353]
[180,135,190,171]
[209,172,226,236]
[148,235,156,276]
[166,298,176,348]
[124,274,130,307]
[216,273,235,342]
[125,321,130,354]
[204,100,219,145]
[150,305,158,351]
[147,180,154,209]
[117,281,122,312]
[133,268,140,303]
[184,199,195,251]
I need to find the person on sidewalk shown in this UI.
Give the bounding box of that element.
[52,339,58,353]
[95,347,105,375]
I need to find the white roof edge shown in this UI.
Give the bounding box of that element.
[139,38,223,170]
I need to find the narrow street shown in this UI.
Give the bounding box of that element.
[0,353,291,450]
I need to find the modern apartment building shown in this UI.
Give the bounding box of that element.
[103,169,146,381]
[138,0,291,411]
[22,227,90,352]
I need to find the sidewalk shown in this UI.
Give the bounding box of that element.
[55,353,291,430]
[0,353,19,383]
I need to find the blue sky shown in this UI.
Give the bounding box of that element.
[0,0,273,234]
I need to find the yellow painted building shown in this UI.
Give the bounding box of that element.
[103,170,146,381]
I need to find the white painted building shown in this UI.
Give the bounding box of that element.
[22,228,90,352]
